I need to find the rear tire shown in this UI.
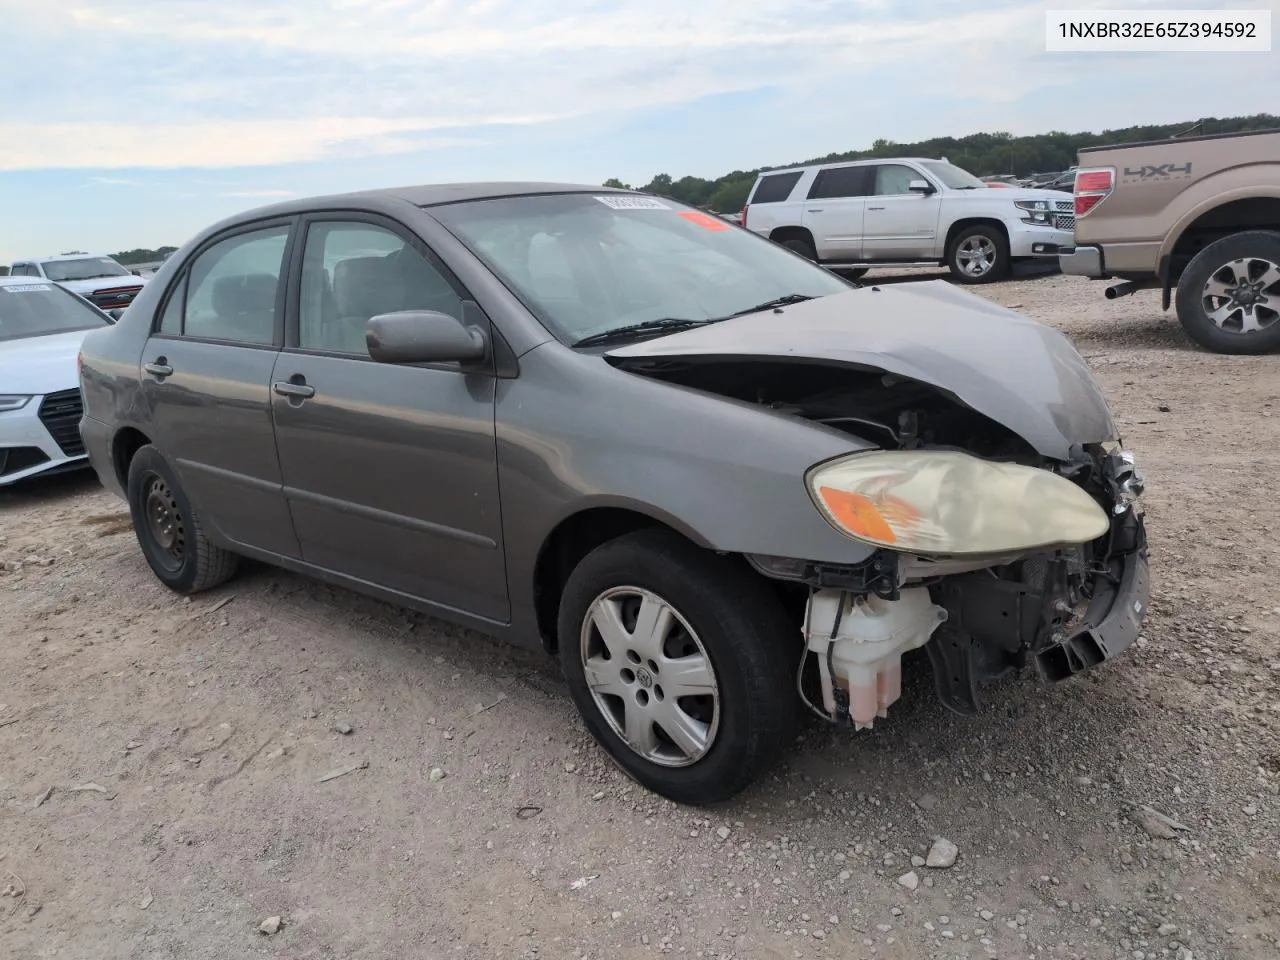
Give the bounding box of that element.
[777,234,818,261]
[126,445,238,594]
[947,224,1010,284]
[557,528,797,805]
[1174,230,1280,355]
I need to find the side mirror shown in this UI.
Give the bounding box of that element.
[131,269,142,276]
[365,310,487,365]
[908,179,935,195]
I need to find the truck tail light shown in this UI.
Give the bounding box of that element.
[1074,167,1114,217]
[741,204,749,229]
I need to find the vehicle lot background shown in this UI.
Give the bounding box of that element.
[2,271,1277,960]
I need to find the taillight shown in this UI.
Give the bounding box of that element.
[741,204,749,229]
[1074,167,1114,217]
[77,351,84,379]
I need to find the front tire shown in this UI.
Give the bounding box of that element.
[777,234,818,261]
[557,529,797,805]
[947,224,1009,284]
[1174,230,1280,355]
[126,445,238,594]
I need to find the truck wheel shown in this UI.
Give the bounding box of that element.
[1175,231,1280,355]
[947,225,1010,284]
[557,528,797,805]
[777,234,818,261]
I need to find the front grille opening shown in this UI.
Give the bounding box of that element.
[38,389,86,457]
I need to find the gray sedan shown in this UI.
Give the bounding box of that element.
[77,182,1150,804]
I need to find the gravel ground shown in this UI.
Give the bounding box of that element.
[2,271,1278,960]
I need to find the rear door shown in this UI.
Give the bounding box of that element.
[861,163,943,260]
[802,165,870,261]
[268,214,508,622]
[139,220,301,559]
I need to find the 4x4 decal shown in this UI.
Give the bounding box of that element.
[1122,162,1193,179]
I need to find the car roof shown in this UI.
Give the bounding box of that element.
[242,181,628,216]
[757,158,943,177]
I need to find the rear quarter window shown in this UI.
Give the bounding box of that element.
[749,172,803,204]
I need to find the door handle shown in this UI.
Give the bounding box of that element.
[868,206,886,211]
[143,360,173,378]
[272,380,315,399]
[807,208,824,213]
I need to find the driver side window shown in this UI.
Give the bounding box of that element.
[298,221,463,356]
[872,164,921,197]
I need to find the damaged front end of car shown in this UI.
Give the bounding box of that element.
[605,280,1151,729]
[748,444,1148,728]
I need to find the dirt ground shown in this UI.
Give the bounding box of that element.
[2,271,1278,960]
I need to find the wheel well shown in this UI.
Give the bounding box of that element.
[111,427,151,489]
[533,508,668,653]
[1168,197,1280,282]
[531,507,807,655]
[768,226,815,249]
[943,218,1009,258]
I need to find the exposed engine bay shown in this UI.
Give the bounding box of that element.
[619,355,1150,730]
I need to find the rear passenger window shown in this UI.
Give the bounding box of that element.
[807,166,868,199]
[749,172,803,204]
[180,226,289,344]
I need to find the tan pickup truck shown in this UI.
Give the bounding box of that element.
[1059,128,1280,354]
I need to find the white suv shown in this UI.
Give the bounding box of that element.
[741,158,1075,284]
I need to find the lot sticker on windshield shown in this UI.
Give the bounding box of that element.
[2,284,53,293]
[593,195,670,210]
[678,210,730,232]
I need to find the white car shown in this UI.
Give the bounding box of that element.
[741,157,1075,283]
[0,276,114,485]
[9,253,148,313]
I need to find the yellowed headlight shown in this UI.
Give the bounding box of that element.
[806,450,1110,555]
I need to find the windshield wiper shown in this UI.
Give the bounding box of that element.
[572,318,716,348]
[717,293,815,320]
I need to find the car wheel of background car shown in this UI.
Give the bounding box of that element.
[778,234,818,261]
[833,267,869,282]
[947,224,1010,284]
[1175,230,1280,355]
[126,444,238,594]
[557,528,797,805]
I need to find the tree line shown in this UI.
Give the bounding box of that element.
[603,113,1280,213]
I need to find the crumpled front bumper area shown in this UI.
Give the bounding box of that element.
[925,505,1149,715]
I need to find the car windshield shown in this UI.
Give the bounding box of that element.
[429,192,853,344]
[41,257,131,282]
[919,162,986,190]
[0,282,110,341]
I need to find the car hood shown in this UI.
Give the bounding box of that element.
[605,281,1117,461]
[55,276,147,295]
[0,329,92,395]
[992,186,1073,203]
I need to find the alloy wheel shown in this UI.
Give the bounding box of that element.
[1201,256,1280,334]
[955,235,997,278]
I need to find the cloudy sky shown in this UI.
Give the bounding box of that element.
[0,0,1273,261]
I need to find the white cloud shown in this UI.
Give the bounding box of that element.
[0,0,1269,175]
[0,0,1084,170]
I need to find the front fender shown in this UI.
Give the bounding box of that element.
[496,345,879,626]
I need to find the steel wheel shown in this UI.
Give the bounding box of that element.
[579,586,720,768]
[1200,256,1280,334]
[955,235,997,278]
[143,475,185,571]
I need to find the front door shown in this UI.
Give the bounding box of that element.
[269,216,508,622]
[139,220,301,558]
[802,165,869,262]
[861,163,943,261]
